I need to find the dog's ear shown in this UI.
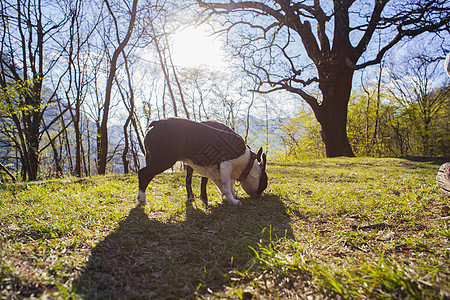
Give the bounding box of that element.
[262,153,266,172]
[256,147,263,162]
[257,153,268,195]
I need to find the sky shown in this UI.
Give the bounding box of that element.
[171,25,227,68]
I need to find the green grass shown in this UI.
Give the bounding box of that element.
[1,158,449,299]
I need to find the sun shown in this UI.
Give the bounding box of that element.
[172,26,226,68]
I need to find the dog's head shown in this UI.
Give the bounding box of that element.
[241,147,268,197]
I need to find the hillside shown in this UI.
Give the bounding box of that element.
[0,158,449,298]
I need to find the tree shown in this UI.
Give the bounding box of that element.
[141,2,193,120]
[347,61,389,157]
[276,107,325,160]
[0,0,74,180]
[196,0,450,157]
[60,0,98,177]
[387,55,450,156]
[116,49,144,174]
[347,87,390,157]
[98,0,139,175]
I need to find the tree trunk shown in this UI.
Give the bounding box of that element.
[74,112,82,176]
[122,120,130,174]
[152,25,178,117]
[319,116,354,157]
[315,64,355,157]
[96,118,101,173]
[23,107,42,180]
[25,134,40,180]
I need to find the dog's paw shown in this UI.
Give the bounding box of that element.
[137,190,147,206]
[230,199,242,206]
[225,194,241,206]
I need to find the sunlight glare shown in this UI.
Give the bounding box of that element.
[172,26,225,68]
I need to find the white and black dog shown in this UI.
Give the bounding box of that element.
[137,118,268,206]
[185,120,240,206]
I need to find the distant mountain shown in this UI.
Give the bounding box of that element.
[234,115,287,155]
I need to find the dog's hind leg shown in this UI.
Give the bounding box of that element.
[186,165,194,201]
[200,176,209,206]
[137,166,155,205]
[137,158,176,206]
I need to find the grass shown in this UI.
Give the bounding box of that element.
[0,157,449,299]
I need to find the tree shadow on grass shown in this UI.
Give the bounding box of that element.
[73,195,293,299]
[401,156,449,166]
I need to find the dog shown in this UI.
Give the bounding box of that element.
[186,120,243,206]
[137,118,268,206]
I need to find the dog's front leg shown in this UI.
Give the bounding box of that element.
[230,179,237,198]
[219,161,241,206]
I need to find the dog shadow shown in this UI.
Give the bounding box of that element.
[73,195,294,299]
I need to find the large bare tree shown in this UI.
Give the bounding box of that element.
[197,0,450,157]
[98,0,139,174]
[0,0,74,180]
